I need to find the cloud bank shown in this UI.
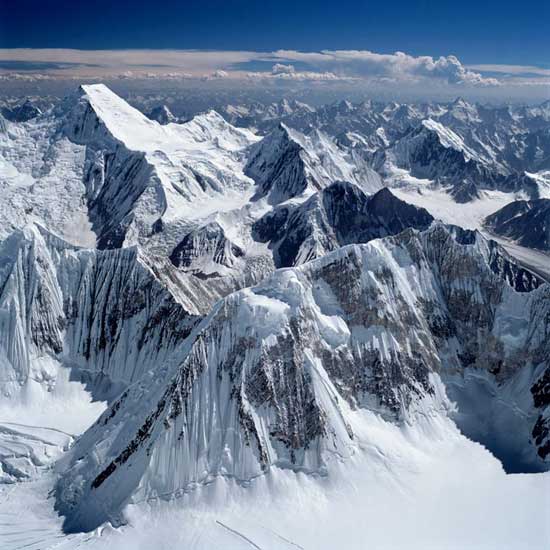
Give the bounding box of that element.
[268,50,499,86]
[0,48,548,97]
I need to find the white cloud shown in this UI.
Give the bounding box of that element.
[248,68,354,82]
[0,49,259,78]
[271,63,296,74]
[269,50,500,86]
[207,69,229,79]
[467,64,550,77]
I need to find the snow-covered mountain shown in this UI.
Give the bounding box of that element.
[0,84,261,250]
[1,84,549,549]
[485,198,550,250]
[54,224,549,532]
[1,98,43,122]
[146,104,178,125]
[225,96,550,204]
[0,223,219,396]
[245,123,382,204]
[221,98,315,130]
[375,118,538,202]
[253,183,434,267]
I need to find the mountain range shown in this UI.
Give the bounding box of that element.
[0,84,549,549]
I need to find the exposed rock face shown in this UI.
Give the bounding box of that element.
[253,183,434,267]
[10,99,43,122]
[64,93,161,248]
[170,222,244,271]
[54,225,549,531]
[447,225,543,292]
[485,199,550,251]
[532,367,550,460]
[147,105,177,125]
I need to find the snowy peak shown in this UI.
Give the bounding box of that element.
[71,84,164,149]
[444,97,480,124]
[245,123,318,203]
[54,84,260,248]
[54,223,550,531]
[11,98,42,122]
[421,118,474,158]
[379,117,531,202]
[246,123,381,204]
[169,221,244,273]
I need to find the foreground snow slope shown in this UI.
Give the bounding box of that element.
[54,224,549,531]
[3,413,549,550]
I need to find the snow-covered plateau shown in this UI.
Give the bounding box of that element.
[0,84,549,549]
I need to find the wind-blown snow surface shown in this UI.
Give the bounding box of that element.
[2,415,549,550]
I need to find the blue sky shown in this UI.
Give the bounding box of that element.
[0,0,548,100]
[1,0,549,66]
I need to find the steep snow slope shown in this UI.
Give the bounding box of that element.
[0,221,241,485]
[55,224,549,531]
[65,84,260,248]
[0,212,267,493]
[0,223,234,401]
